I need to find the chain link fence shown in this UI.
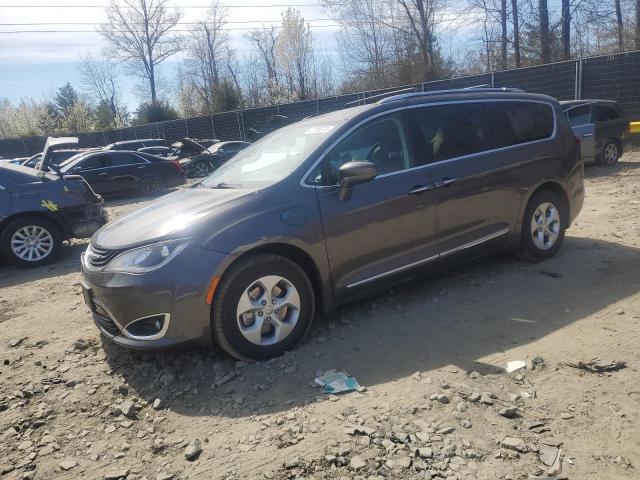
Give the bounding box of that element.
[2,50,640,158]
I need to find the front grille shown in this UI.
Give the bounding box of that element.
[86,244,121,268]
[94,310,121,337]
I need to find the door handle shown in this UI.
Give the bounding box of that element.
[138,166,147,169]
[98,172,108,176]
[408,184,436,195]
[434,177,457,188]
[582,133,594,137]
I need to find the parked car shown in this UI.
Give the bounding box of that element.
[561,99,631,165]
[191,138,220,149]
[20,149,94,169]
[178,140,250,177]
[59,150,186,197]
[0,138,107,267]
[81,89,584,360]
[103,139,166,151]
[138,146,172,157]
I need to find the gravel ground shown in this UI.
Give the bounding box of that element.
[0,156,639,480]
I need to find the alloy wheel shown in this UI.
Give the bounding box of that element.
[141,176,163,195]
[530,202,560,250]
[603,142,618,165]
[236,275,301,346]
[10,225,54,262]
[193,162,210,177]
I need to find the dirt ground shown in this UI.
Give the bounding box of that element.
[1,155,639,480]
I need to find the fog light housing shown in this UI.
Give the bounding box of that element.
[124,314,169,340]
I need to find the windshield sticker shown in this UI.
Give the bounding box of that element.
[41,200,59,212]
[304,126,334,135]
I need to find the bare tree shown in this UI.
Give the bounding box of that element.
[636,0,640,49]
[324,0,396,89]
[539,0,551,63]
[100,0,182,103]
[246,26,279,87]
[511,0,521,67]
[500,0,508,69]
[561,0,571,59]
[614,0,624,51]
[395,0,441,80]
[80,53,126,127]
[185,1,229,111]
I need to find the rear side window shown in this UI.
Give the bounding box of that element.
[565,104,592,126]
[490,102,554,146]
[410,103,497,164]
[81,154,111,169]
[111,152,146,166]
[596,105,621,122]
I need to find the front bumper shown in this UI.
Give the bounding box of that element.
[81,245,234,349]
[62,201,109,239]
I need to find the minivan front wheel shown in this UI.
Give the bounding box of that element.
[519,190,566,261]
[212,254,315,361]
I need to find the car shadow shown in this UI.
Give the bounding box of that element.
[0,240,86,288]
[101,235,640,419]
[584,156,640,178]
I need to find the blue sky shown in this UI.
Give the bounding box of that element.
[0,0,344,110]
[0,0,485,110]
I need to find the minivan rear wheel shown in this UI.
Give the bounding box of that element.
[212,254,315,361]
[518,190,566,261]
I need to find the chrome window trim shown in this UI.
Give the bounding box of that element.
[131,153,152,164]
[346,227,510,289]
[300,98,558,189]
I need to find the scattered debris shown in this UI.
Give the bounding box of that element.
[501,436,528,453]
[184,439,203,461]
[8,337,26,348]
[506,360,527,373]
[314,370,360,394]
[566,359,627,373]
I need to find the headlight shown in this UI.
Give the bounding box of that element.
[105,239,189,274]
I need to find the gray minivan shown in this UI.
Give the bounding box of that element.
[81,89,584,360]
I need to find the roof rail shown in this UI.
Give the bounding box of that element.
[376,87,525,105]
[344,87,417,108]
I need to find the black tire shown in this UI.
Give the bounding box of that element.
[518,190,566,261]
[598,139,619,166]
[190,161,211,178]
[212,254,315,361]
[0,217,63,268]
[139,175,165,196]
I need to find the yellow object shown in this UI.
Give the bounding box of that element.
[205,276,221,305]
[41,200,59,212]
[630,121,640,135]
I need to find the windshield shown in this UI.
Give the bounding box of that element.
[200,120,338,187]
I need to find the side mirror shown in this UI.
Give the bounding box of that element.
[338,161,378,201]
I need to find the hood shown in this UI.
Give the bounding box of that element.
[174,138,207,155]
[94,186,255,249]
[37,136,79,175]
